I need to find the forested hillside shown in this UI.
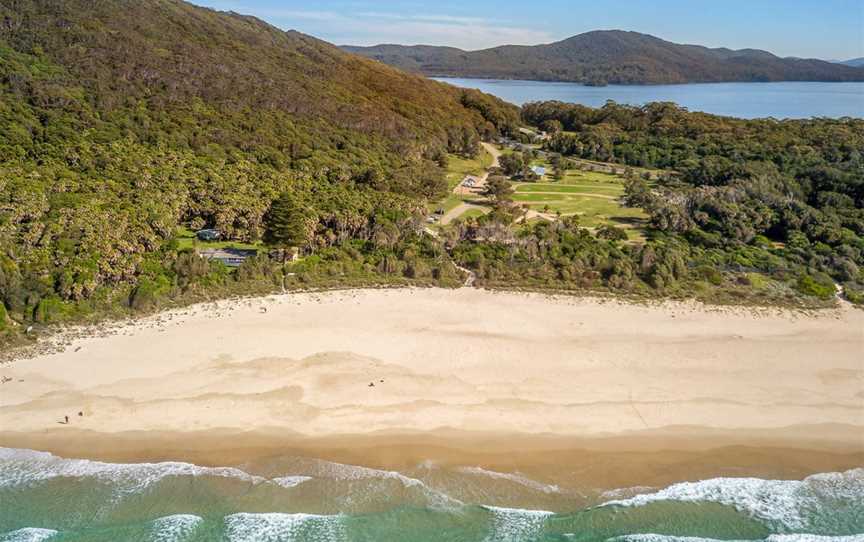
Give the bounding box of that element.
[0,0,518,338]
[345,30,864,85]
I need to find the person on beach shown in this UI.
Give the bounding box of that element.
[64,415,68,424]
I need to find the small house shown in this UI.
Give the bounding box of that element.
[462,175,480,187]
[196,229,222,241]
[531,166,547,177]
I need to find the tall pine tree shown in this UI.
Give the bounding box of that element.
[263,193,312,255]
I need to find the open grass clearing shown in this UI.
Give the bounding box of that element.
[514,183,622,196]
[175,227,262,251]
[443,148,493,190]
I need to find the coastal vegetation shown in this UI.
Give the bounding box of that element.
[1,0,861,349]
[485,100,864,304]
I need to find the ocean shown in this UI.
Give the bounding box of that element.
[433,79,864,119]
[1,447,862,541]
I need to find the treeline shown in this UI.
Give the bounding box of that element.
[446,210,841,307]
[521,101,864,301]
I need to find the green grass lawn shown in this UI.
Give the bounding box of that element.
[514,183,622,196]
[511,165,649,239]
[175,227,262,251]
[460,208,489,220]
[434,146,649,239]
[560,169,628,184]
[435,195,465,214]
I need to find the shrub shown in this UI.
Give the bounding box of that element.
[129,276,172,311]
[597,225,628,241]
[33,295,72,324]
[795,273,835,299]
[843,282,864,305]
[696,265,723,285]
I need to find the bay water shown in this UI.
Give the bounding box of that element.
[434,79,864,119]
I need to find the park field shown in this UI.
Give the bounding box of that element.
[512,166,649,237]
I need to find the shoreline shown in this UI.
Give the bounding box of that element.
[3,425,862,493]
[1,286,862,491]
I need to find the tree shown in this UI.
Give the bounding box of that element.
[550,153,565,181]
[263,192,313,255]
[499,153,525,177]
[597,225,628,241]
[484,175,514,206]
[541,119,563,135]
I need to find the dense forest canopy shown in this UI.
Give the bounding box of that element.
[519,100,864,295]
[0,0,519,334]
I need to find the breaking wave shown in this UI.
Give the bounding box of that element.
[149,514,204,541]
[0,447,264,494]
[458,466,561,494]
[608,535,864,542]
[599,468,864,530]
[1,447,862,541]
[223,513,345,542]
[0,529,58,542]
[482,505,553,542]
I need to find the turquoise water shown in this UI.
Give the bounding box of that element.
[433,79,864,119]
[1,448,863,541]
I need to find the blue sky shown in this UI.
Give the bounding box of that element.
[192,0,863,60]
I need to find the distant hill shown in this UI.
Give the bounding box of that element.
[836,58,864,68]
[344,31,864,85]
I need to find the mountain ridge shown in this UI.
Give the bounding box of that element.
[344,30,864,85]
[835,57,864,68]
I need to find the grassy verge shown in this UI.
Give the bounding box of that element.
[175,227,262,251]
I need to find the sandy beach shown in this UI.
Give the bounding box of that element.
[1,288,862,487]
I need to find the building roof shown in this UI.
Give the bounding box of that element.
[196,229,221,240]
[531,166,546,176]
[199,248,257,267]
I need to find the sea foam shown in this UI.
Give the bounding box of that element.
[599,468,864,529]
[270,476,313,489]
[482,505,553,542]
[284,457,462,507]
[458,466,561,494]
[0,447,265,495]
[608,535,864,542]
[0,529,59,542]
[149,514,203,541]
[223,512,345,542]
